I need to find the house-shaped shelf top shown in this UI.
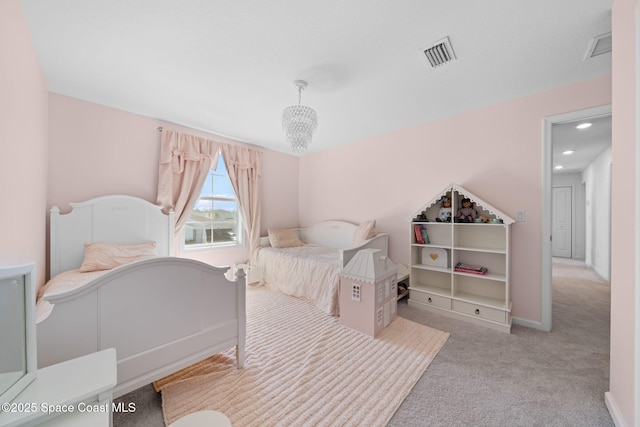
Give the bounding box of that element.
[410,183,515,225]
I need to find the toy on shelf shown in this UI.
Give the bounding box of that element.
[456,198,477,223]
[412,212,427,222]
[435,196,452,223]
[454,262,488,275]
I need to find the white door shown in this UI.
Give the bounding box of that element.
[552,186,572,258]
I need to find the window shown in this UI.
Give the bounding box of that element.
[184,155,241,249]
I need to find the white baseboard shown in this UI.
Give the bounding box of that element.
[605,391,626,427]
[512,316,548,331]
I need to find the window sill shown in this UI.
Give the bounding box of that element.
[181,242,244,253]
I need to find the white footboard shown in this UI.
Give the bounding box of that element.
[37,257,246,398]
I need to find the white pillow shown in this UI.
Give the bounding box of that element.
[79,241,157,272]
[353,220,377,244]
[268,229,305,248]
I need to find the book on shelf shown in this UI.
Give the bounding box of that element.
[414,224,423,244]
[420,227,430,244]
[454,262,488,275]
[413,224,430,244]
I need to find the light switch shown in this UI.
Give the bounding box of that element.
[516,210,526,222]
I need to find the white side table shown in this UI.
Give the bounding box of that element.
[0,348,117,427]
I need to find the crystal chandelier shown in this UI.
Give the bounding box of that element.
[282,80,318,155]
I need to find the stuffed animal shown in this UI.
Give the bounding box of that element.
[456,198,477,223]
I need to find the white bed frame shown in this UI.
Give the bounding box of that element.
[250,220,389,284]
[37,195,246,398]
[296,220,389,266]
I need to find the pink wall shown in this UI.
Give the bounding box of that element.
[609,0,639,425]
[0,0,48,287]
[5,0,635,420]
[299,75,611,324]
[48,93,299,272]
[47,95,160,206]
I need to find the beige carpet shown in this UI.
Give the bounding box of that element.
[155,286,449,426]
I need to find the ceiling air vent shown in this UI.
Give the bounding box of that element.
[585,32,612,59]
[422,37,456,68]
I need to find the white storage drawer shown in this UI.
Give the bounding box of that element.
[453,300,506,323]
[410,290,451,309]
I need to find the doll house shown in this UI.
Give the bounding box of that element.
[339,249,397,337]
[409,183,515,333]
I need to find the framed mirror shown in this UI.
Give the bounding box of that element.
[0,263,36,405]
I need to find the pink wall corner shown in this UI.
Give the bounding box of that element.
[0,0,48,288]
[299,75,611,325]
[608,0,639,425]
[259,149,300,234]
[47,94,300,270]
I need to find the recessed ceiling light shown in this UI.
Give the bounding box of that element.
[563,150,574,155]
[555,165,564,170]
[576,122,592,129]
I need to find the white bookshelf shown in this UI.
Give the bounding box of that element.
[408,183,514,333]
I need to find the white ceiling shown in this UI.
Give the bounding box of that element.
[552,114,612,174]
[19,0,612,156]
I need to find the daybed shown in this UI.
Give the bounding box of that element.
[36,195,246,398]
[250,220,388,315]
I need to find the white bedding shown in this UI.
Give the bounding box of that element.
[36,269,108,323]
[255,244,342,315]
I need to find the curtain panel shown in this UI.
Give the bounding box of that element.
[156,129,220,235]
[156,129,261,260]
[220,144,262,261]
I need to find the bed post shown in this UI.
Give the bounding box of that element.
[235,265,247,369]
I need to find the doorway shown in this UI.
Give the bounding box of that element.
[552,186,572,258]
[542,104,612,331]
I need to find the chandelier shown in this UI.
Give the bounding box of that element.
[282,80,318,155]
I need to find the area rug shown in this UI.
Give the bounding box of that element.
[155,286,449,426]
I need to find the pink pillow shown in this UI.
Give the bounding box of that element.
[353,220,377,244]
[268,229,305,248]
[79,241,158,272]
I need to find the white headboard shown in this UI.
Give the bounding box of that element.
[259,220,363,250]
[297,220,358,249]
[49,195,175,277]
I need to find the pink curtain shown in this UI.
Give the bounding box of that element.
[156,130,220,236]
[156,129,262,261]
[220,144,262,261]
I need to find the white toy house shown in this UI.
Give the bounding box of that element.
[339,249,398,337]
